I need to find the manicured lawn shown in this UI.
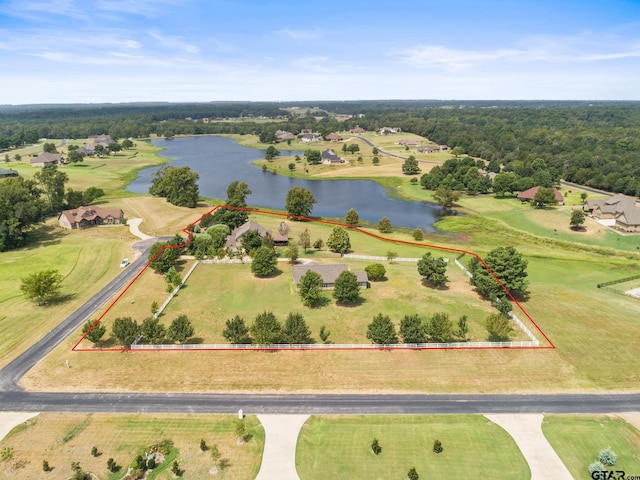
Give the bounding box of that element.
[0,413,264,480]
[296,415,530,480]
[542,415,640,479]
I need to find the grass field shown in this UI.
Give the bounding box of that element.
[542,415,640,479]
[296,415,530,479]
[0,413,264,480]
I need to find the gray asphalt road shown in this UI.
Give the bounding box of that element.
[0,238,166,391]
[0,391,638,415]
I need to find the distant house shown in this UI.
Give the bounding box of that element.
[398,138,417,146]
[418,145,440,154]
[379,127,400,135]
[225,220,288,249]
[30,152,64,167]
[350,126,366,134]
[58,206,124,229]
[300,133,320,143]
[85,134,114,152]
[292,263,369,290]
[325,133,343,142]
[275,130,296,141]
[517,186,564,205]
[0,167,18,178]
[585,194,640,232]
[321,149,345,165]
[439,145,450,151]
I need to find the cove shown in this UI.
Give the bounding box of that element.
[127,136,449,232]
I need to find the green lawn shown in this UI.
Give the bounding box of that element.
[542,415,640,479]
[296,415,530,480]
[0,413,264,480]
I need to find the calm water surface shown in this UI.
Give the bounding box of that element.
[128,136,449,231]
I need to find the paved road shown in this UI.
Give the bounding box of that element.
[0,391,638,414]
[355,134,440,166]
[0,238,165,392]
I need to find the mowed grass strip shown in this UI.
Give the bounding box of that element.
[542,415,640,479]
[0,413,264,480]
[296,415,530,480]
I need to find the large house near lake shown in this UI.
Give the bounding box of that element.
[30,152,64,167]
[292,263,369,290]
[58,206,124,230]
[321,149,345,165]
[584,193,640,233]
[517,186,564,205]
[225,220,288,249]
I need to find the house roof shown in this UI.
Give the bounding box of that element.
[325,133,343,141]
[59,206,123,225]
[292,263,368,285]
[225,220,281,248]
[0,167,18,178]
[321,149,343,163]
[517,186,564,203]
[300,133,319,141]
[31,152,62,164]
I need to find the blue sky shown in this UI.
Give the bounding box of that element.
[1,0,639,103]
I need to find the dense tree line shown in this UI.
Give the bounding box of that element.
[2,101,640,194]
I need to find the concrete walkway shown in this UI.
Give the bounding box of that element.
[0,412,39,442]
[255,414,309,480]
[126,218,153,241]
[486,414,573,480]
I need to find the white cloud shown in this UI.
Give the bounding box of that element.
[147,30,200,54]
[276,28,322,40]
[290,56,334,73]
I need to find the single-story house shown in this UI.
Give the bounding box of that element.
[225,220,288,249]
[398,139,417,146]
[300,133,320,143]
[321,149,345,165]
[379,127,400,135]
[418,145,440,154]
[292,263,369,290]
[275,130,296,141]
[350,126,366,134]
[58,206,124,229]
[85,134,114,151]
[584,194,640,232]
[325,133,343,142]
[0,167,19,178]
[30,152,64,167]
[517,186,564,205]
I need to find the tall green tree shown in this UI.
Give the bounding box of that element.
[326,226,351,254]
[211,181,252,228]
[140,317,166,344]
[223,315,252,344]
[34,163,68,213]
[285,187,316,218]
[20,269,63,305]
[283,312,314,344]
[82,319,106,344]
[111,317,140,347]
[345,208,359,226]
[532,187,558,208]
[377,217,393,233]
[425,312,453,343]
[298,270,324,307]
[366,313,398,344]
[240,229,264,255]
[333,270,360,304]
[298,228,311,252]
[402,155,421,175]
[433,187,460,208]
[470,247,528,299]
[167,314,194,343]
[570,209,586,230]
[417,252,449,287]
[149,165,199,208]
[0,177,46,251]
[251,246,278,277]
[265,145,280,160]
[399,314,425,343]
[148,237,184,274]
[251,311,282,344]
[485,313,513,341]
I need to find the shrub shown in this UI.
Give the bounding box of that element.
[408,467,420,480]
[200,439,207,451]
[599,447,617,466]
[371,438,382,455]
[588,461,605,476]
[171,460,181,476]
[433,439,443,454]
[91,446,98,457]
[365,263,386,281]
[42,459,50,472]
[107,458,118,472]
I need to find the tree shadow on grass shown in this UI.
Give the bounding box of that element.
[306,296,331,309]
[335,296,366,308]
[420,279,450,291]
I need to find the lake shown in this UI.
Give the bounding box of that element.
[127,136,450,231]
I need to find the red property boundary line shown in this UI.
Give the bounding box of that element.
[73,206,555,352]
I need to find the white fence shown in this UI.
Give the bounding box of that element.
[454,257,473,278]
[343,254,420,262]
[152,260,200,320]
[131,340,539,351]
